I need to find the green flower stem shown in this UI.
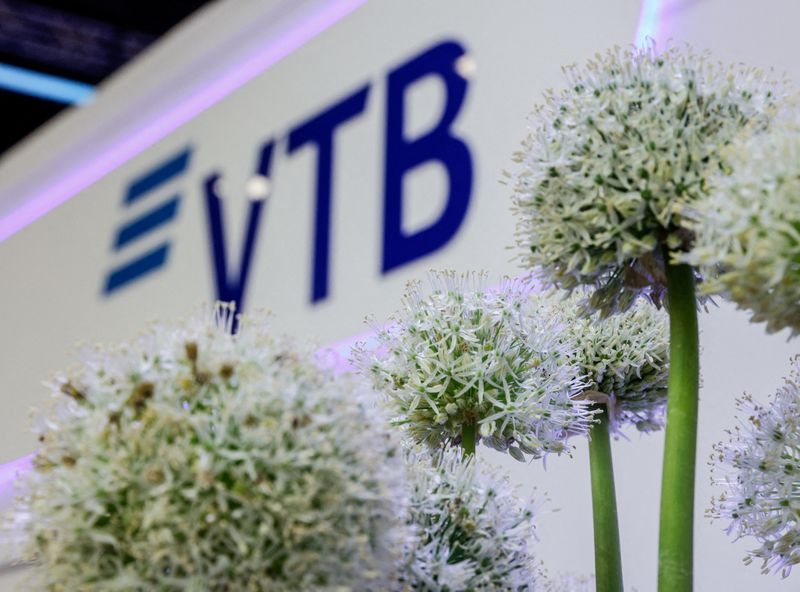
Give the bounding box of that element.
[588,404,624,592]
[658,260,700,591]
[461,422,477,456]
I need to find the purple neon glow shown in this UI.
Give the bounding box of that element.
[0,454,32,502]
[318,329,375,373]
[0,0,367,244]
[635,0,667,46]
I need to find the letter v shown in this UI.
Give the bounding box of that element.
[203,140,274,315]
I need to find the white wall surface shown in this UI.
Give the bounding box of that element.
[1,1,798,590]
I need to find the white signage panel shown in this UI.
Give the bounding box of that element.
[4,1,798,590]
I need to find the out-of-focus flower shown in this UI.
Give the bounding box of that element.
[683,103,800,336]
[510,42,787,316]
[710,356,800,577]
[19,304,408,591]
[353,271,594,461]
[398,446,538,591]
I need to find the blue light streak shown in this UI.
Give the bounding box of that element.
[0,63,94,105]
[635,0,664,46]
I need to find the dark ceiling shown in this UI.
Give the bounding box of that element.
[0,0,213,155]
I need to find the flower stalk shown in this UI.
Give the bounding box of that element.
[461,421,477,456]
[658,260,700,591]
[588,404,624,592]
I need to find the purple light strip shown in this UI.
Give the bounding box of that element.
[635,0,666,46]
[0,454,32,502]
[0,454,32,486]
[319,329,377,373]
[0,0,367,243]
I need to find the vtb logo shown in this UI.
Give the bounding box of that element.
[103,148,191,295]
[103,39,474,312]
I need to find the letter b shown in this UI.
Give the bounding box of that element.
[382,40,473,273]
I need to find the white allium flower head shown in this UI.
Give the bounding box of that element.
[353,271,594,461]
[683,102,800,336]
[510,42,788,316]
[21,303,408,591]
[543,291,670,433]
[710,356,800,577]
[398,446,538,591]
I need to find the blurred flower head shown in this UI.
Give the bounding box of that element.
[710,356,800,577]
[22,304,408,591]
[353,271,594,461]
[683,102,800,336]
[510,42,787,316]
[398,446,538,591]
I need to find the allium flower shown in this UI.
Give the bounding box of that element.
[398,446,538,591]
[545,292,670,433]
[683,103,800,336]
[353,271,594,460]
[710,356,800,576]
[510,42,787,316]
[20,304,408,591]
